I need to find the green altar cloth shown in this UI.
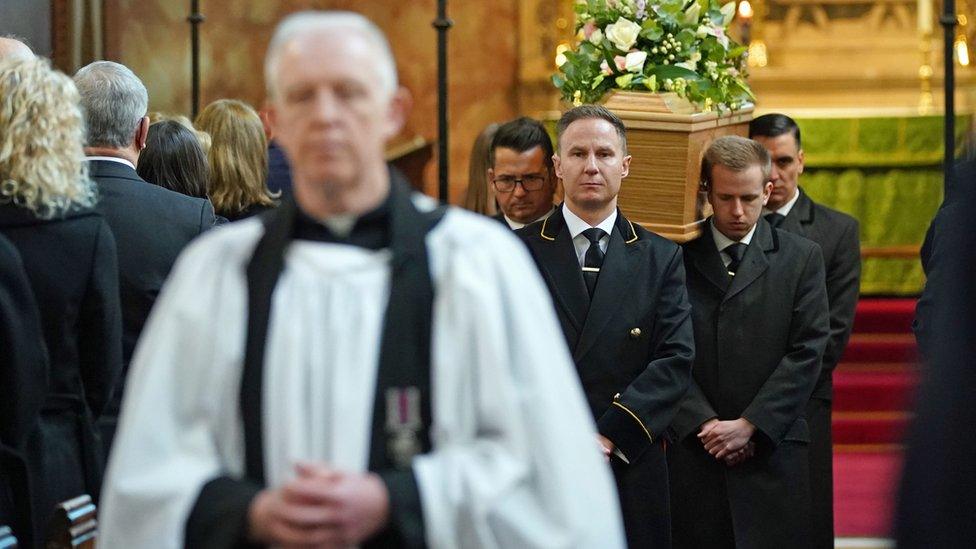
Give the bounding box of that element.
[796,114,973,295]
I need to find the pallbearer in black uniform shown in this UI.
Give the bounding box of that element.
[669,136,830,549]
[518,105,695,549]
[750,114,861,548]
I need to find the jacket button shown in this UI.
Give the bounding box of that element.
[629,328,641,339]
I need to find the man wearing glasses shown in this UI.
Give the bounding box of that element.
[488,117,558,229]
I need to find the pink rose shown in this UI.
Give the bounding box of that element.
[583,20,597,39]
[614,55,627,72]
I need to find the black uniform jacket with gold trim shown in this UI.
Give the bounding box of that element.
[517,205,695,462]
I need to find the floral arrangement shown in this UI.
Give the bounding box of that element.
[553,0,754,112]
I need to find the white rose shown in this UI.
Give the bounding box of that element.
[589,28,604,45]
[605,17,642,51]
[624,51,647,73]
[720,2,737,26]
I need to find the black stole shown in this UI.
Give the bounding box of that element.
[240,176,444,484]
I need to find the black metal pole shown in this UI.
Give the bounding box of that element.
[188,0,205,119]
[433,1,452,202]
[942,1,957,191]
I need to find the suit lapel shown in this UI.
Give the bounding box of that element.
[781,189,813,236]
[686,222,731,294]
[530,206,589,334]
[724,218,775,302]
[573,213,640,363]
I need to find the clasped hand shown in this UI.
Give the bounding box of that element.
[698,418,756,466]
[247,462,390,548]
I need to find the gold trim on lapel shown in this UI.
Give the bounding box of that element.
[625,219,638,244]
[539,215,556,241]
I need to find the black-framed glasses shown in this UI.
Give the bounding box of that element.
[492,174,548,193]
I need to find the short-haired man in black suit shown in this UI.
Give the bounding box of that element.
[670,135,829,549]
[73,61,220,454]
[518,105,695,548]
[489,117,558,229]
[750,113,861,548]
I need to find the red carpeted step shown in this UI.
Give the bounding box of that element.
[833,411,911,445]
[852,298,917,334]
[840,333,918,363]
[833,368,919,412]
[833,450,902,537]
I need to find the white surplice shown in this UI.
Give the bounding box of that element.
[98,201,624,548]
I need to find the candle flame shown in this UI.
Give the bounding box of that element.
[738,1,754,19]
[956,37,970,66]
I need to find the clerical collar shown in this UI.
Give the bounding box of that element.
[293,194,391,250]
[710,218,757,253]
[562,205,616,239]
[504,205,556,230]
[763,188,800,217]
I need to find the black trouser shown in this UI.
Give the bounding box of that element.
[611,439,671,549]
[807,397,834,549]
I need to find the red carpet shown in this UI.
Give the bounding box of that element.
[832,298,919,537]
[834,451,902,537]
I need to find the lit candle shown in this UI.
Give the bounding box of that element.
[918,0,933,34]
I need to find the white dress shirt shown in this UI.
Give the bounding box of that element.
[711,219,757,268]
[563,206,617,267]
[763,187,801,218]
[85,156,136,170]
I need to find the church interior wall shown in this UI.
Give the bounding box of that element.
[103,0,521,203]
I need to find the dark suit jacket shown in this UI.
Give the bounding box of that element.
[915,159,975,359]
[266,139,293,195]
[897,158,976,548]
[519,206,694,548]
[777,188,860,397]
[491,211,510,228]
[88,160,217,417]
[0,203,123,542]
[0,234,48,548]
[670,218,829,548]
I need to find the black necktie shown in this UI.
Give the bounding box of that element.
[724,242,746,276]
[582,228,606,297]
[765,212,785,228]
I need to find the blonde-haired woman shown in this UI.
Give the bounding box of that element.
[0,57,123,546]
[195,99,278,221]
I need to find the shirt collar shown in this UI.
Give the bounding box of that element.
[562,205,617,239]
[763,187,800,217]
[710,217,757,252]
[86,156,136,170]
[504,205,555,230]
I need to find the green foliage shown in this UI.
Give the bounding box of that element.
[554,0,753,111]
